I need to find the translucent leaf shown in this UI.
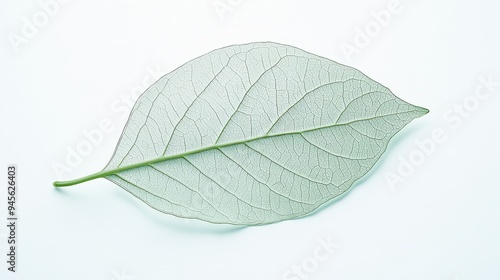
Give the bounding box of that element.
[54,42,428,225]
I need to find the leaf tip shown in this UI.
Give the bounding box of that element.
[415,106,429,117]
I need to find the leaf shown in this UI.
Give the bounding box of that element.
[54,42,428,225]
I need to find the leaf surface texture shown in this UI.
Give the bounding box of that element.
[103,42,428,225]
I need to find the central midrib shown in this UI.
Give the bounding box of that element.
[53,109,424,186]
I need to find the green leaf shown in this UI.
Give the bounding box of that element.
[54,42,428,225]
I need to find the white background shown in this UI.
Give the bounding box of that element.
[1,0,500,279]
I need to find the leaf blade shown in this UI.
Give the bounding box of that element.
[57,42,428,225]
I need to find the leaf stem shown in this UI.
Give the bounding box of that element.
[53,170,109,187]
